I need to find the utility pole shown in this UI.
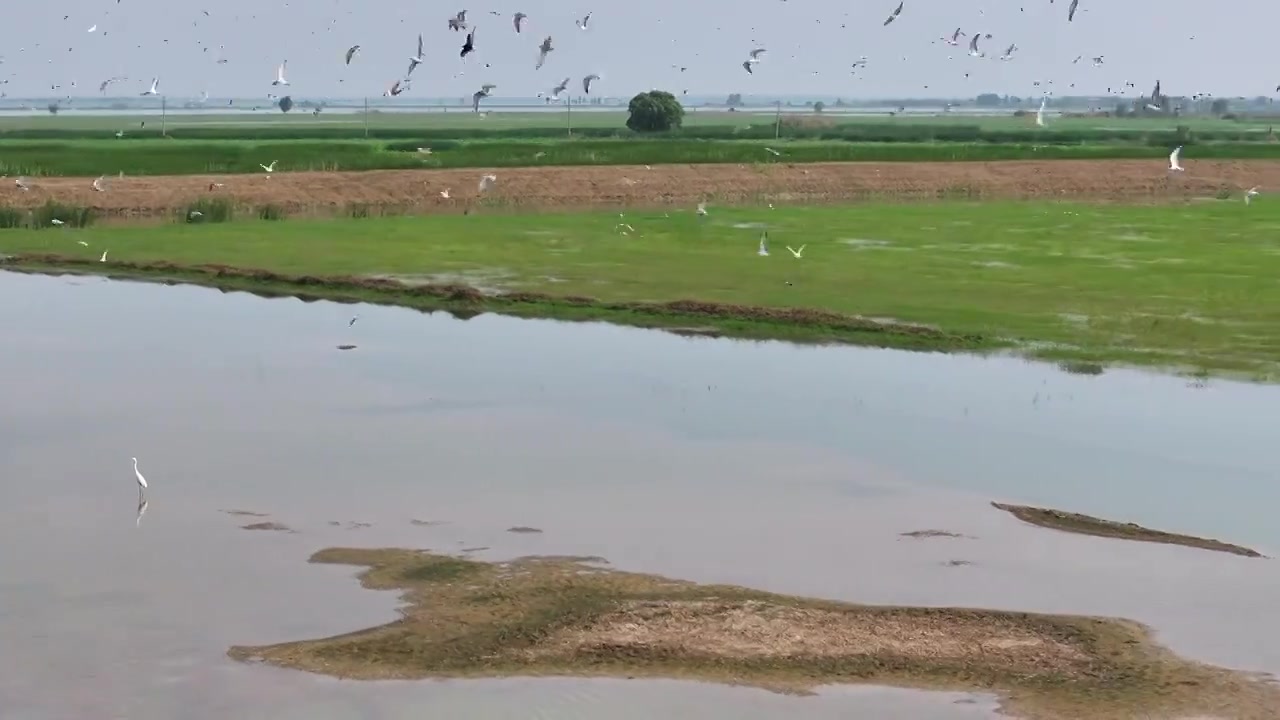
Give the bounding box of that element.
[566,96,572,137]
[774,101,782,140]
[161,96,167,137]
[363,97,370,138]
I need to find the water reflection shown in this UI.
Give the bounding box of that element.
[0,270,1277,719]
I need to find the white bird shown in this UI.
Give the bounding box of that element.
[100,250,108,262]
[77,241,88,246]
[883,1,904,26]
[272,60,289,86]
[132,456,148,499]
[757,232,770,256]
[743,48,765,74]
[787,244,806,258]
[942,28,965,45]
[472,84,496,111]
[140,77,159,96]
[513,12,528,32]
[967,34,985,58]
[260,160,278,173]
[764,147,782,156]
[345,45,360,65]
[408,34,426,76]
[1035,97,1047,127]
[15,176,29,191]
[440,188,451,198]
[479,174,497,192]
[999,43,1016,61]
[576,12,592,30]
[549,77,570,100]
[583,74,600,94]
[696,201,708,217]
[1245,186,1259,205]
[51,218,64,226]
[92,175,105,192]
[1169,146,1184,172]
[536,36,554,69]
[449,10,468,31]
[87,24,98,33]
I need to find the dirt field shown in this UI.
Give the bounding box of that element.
[4,159,1280,218]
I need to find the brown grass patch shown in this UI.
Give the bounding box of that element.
[992,502,1264,557]
[226,548,1280,720]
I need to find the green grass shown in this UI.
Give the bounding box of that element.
[0,136,1277,177]
[3,201,1279,379]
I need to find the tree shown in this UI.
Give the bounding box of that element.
[1210,98,1229,116]
[975,93,1002,107]
[813,101,826,113]
[278,96,294,113]
[725,93,743,107]
[627,90,684,132]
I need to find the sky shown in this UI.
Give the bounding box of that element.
[0,0,1274,101]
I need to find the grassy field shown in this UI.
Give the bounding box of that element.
[1,137,1278,177]
[2,201,1277,379]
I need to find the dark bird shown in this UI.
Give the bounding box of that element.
[1068,0,1079,21]
[883,1,904,26]
[461,28,475,58]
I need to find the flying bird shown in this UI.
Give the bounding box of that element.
[140,77,159,96]
[1169,145,1184,172]
[1035,97,1047,127]
[1245,187,1259,205]
[577,12,592,30]
[385,79,408,97]
[999,43,1016,61]
[549,77,570,100]
[449,10,468,31]
[408,35,425,76]
[345,45,360,65]
[479,174,497,191]
[92,176,105,192]
[743,48,765,73]
[1068,0,1079,21]
[967,34,985,58]
[942,28,965,45]
[473,84,496,111]
[787,244,806,259]
[272,60,289,86]
[883,1,904,26]
[583,74,599,93]
[260,160,278,173]
[132,456,147,500]
[349,315,359,327]
[757,232,770,256]
[536,36,553,69]
[513,12,527,32]
[461,28,476,58]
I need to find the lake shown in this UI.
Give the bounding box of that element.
[1,269,1277,719]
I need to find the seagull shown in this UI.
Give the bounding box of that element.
[140,77,159,96]
[883,1,904,26]
[460,28,476,58]
[1035,97,1047,127]
[576,12,592,30]
[757,232,770,256]
[272,60,289,86]
[536,36,553,69]
[550,77,570,100]
[968,34,985,58]
[999,44,1016,61]
[408,34,425,76]
[1068,0,1080,21]
[349,315,359,327]
[472,84,496,111]
[743,48,765,73]
[260,160,278,173]
[386,79,408,97]
[583,73,599,93]
[100,250,108,262]
[51,218,64,226]
[87,24,98,33]
[449,10,468,31]
[479,174,497,192]
[345,45,360,65]
[942,28,965,45]
[513,12,527,32]
[786,244,806,259]
[1169,145,1184,172]
[14,176,30,191]
[1245,187,1259,205]
[132,456,147,500]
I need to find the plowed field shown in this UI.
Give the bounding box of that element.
[4,159,1279,218]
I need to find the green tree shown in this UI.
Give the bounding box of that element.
[1210,98,1229,116]
[813,101,825,113]
[725,93,743,107]
[975,93,1002,107]
[627,90,685,132]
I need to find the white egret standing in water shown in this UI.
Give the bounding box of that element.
[132,457,148,500]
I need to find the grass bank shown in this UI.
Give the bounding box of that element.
[1,201,1277,378]
[226,548,1280,720]
[1,137,1278,177]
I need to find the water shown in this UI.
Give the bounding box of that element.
[2,270,1277,719]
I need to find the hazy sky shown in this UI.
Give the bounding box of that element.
[0,0,1273,100]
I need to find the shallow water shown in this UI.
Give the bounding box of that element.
[1,270,1278,719]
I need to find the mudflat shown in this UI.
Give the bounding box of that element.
[5,159,1280,218]
[992,502,1265,557]
[228,548,1280,720]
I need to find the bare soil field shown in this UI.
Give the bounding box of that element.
[4,159,1279,218]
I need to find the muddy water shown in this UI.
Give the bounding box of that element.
[1,270,1277,720]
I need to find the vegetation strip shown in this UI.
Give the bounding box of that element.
[991,503,1264,557]
[226,548,1280,720]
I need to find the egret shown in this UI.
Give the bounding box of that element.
[1245,187,1260,205]
[787,245,806,258]
[92,176,105,192]
[1169,146,1184,172]
[758,232,770,256]
[141,77,159,96]
[132,456,148,500]
[272,60,289,86]
[260,160,278,173]
[100,250,108,262]
[408,35,425,76]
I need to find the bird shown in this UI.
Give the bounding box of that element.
[536,36,553,69]
[260,160,278,173]
[764,147,782,156]
[87,24,97,33]
[100,250,108,262]
[999,43,1016,61]
[408,35,425,76]
[1068,0,1079,21]
[461,28,476,58]
[272,60,289,86]
[968,35,985,58]
[136,497,148,528]
[1245,187,1260,205]
[479,174,497,191]
[513,12,527,32]
[1169,146,1184,172]
[349,315,359,327]
[51,218,65,226]
[757,232,770,256]
[449,10,468,31]
[132,457,147,500]
[15,176,30,191]
[787,244,806,258]
[345,45,360,65]
[583,74,600,94]
[549,77,570,100]
[576,12,592,30]
[743,48,766,73]
[140,77,159,96]
[942,28,965,45]
[472,84,496,111]
[883,1,904,26]
[1035,97,1047,127]
[696,201,708,217]
[440,188,451,198]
